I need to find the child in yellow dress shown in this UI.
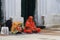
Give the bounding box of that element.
[11,22,22,34]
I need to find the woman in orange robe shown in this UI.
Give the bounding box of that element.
[24,16,41,33]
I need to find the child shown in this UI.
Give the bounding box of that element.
[11,22,22,34]
[16,24,22,34]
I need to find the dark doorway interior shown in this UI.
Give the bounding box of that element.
[21,0,36,25]
[0,0,3,24]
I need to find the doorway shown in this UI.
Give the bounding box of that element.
[0,0,3,24]
[21,0,36,24]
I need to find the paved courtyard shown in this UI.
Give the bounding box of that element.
[0,29,60,40]
[0,34,60,40]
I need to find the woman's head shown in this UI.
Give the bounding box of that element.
[28,16,33,22]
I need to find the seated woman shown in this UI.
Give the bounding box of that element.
[11,22,22,34]
[24,16,41,33]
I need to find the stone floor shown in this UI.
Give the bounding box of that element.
[0,29,60,40]
[0,34,60,40]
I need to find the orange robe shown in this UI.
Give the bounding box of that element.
[24,19,41,33]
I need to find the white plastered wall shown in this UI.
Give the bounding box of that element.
[2,0,60,27]
[3,0,24,22]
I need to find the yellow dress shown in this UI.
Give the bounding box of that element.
[11,21,22,33]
